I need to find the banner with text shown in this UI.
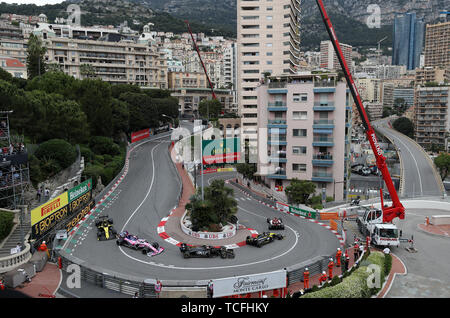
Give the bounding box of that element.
[31,192,68,226]
[212,270,286,298]
[202,138,241,165]
[68,178,92,202]
[289,206,317,219]
[31,190,94,240]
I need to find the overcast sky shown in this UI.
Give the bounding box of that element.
[1,0,65,5]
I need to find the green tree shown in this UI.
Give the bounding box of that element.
[34,139,77,170]
[111,98,130,137]
[393,117,414,138]
[74,79,113,137]
[393,98,408,116]
[434,153,450,181]
[26,34,46,80]
[236,163,257,180]
[198,99,222,119]
[204,179,238,225]
[80,64,97,79]
[186,179,237,231]
[26,70,76,97]
[285,178,317,205]
[118,92,159,131]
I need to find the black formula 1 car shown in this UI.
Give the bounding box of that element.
[96,215,117,241]
[179,243,235,259]
[246,232,283,247]
[267,217,285,230]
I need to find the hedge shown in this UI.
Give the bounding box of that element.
[302,251,388,298]
[34,139,77,170]
[0,211,15,241]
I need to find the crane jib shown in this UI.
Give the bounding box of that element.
[315,0,405,223]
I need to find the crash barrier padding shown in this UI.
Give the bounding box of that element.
[320,212,339,221]
[330,220,338,231]
[430,215,450,225]
[29,251,48,272]
[3,262,36,288]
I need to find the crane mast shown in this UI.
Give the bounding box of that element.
[315,0,405,223]
[184,20,217,100]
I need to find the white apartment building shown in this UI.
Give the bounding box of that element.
[30,21,168,88]
[237,0,302,151]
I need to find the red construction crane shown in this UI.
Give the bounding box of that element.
[184,20,217,100]
[315,0,405,223]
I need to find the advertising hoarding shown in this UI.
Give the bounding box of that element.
[202,138,241,165]
[212,270,286,298]
[31,192,68,226]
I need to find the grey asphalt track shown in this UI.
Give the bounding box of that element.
[374,120,443,198]
[61,127,340,287]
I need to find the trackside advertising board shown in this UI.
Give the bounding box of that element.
[31,192,68,226]
[202,138,241,165]
[289,206,317,219]
[131,128,150,143]
[212,270,286,298]
[31,179,93,240]
[68,179,92,202]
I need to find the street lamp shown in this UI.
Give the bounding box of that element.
[162,114,175,128]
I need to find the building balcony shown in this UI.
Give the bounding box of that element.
[313,101,335,111]
[311,171,334,183]
[313,119,335,129]
[268,102,288,111]
[267,170,287,179]
[312,137,334,147]
[268,157,288,163]
[268,119,287,128]
[314,87,336,94]
[312,154,334,167]
[268,82,288,94]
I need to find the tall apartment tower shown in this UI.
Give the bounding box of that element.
[423,21,450,68]
[320,40,353,72]
[256,72,352,201]
[237,0,302,153]
[392,12,425,70]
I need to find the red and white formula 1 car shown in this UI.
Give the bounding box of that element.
[267,217,285,230]
[116,231,164,257]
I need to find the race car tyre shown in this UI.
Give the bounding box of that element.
[108,219,113,224]
[183,252,190,259]
[152,242,159,249]
[267,218,270,223]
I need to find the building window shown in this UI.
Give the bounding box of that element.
[293,111,307,120]
[293,93,308,102]
[293,129,307,137]
[293,163,307,172]
[292,146,307,155]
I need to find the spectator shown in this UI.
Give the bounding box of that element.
[36,188,41,202]
[9,144,13,155]
[15,243,21,253]
[44,188,50,201]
